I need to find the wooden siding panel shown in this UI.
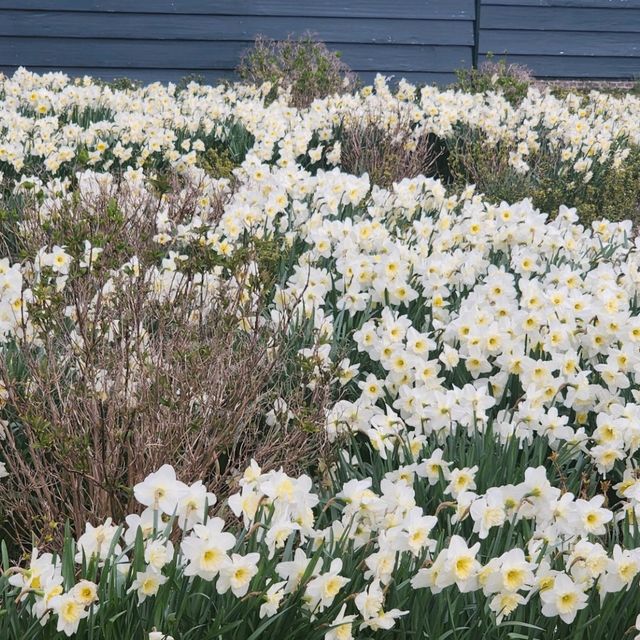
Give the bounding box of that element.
[0,1,475,20]
[479,53,640,77]
[0,38,472,73]
[479,1,640,79]
[1,0,636,83]
[482,5,640,31]
[480,30,640,57]
[0,12,474,46]
[483,0,640,8]
[0,0,475,83]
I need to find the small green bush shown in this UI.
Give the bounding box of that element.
[237,34,356,108]
[174,73,206,94]
[103,76,142,92]
[454,56,532,105]
[197,146,237,180]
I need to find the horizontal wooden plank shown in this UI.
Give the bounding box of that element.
[0,38,472,72]
[482,0,640,7]
[482,5,640,32]
[480,30,640,57]
[0,0,475,19]
[0,66,457,86]
[479,53,640,78]
[0,12,474,46]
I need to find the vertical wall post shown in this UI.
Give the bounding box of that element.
[473,0,481,68]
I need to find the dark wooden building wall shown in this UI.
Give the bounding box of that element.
[479,0,640,79]
[0,0,475,85]
[0,0,638,85]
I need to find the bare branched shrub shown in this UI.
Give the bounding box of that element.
[340,108,441,188]
[237,34,356,108]
[0,175,329,549]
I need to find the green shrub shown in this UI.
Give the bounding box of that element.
[174,73,206,94]
[454,56,532,105]
[237,34,356,108]
[570,145,640,227]
[448,131,640,226]
[103,76,142,92]
[197,146,237,180]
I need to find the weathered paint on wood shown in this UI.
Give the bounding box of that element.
[482,5,640,31]
[0,12,474,46]
[0,38,472,73]
[479,54,640,78]
[0,0,638,84]
[0,1,475,20]
[484,0,640,7]
[0,1,476,84]
[481,30,640,57]
[480,1,640,79]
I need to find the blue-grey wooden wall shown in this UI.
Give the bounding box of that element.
[479,0,640,79]
[0,0,638,85]
[0,0,474,85]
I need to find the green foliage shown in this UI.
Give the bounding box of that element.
[197,146,236,180]
[454,56,532,105]
[237,34,356,108]
[102,77,142,92]
[0,203,22,257]
[447,131,640,226]
[216,120,256,165]
[538,146,640,227]
[1,429,639,640]
[174,73,206,94]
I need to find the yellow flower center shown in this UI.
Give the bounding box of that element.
[62,600,80,623]
[505,568,525,590]
[455,556,473,579]
[324,577,342,598]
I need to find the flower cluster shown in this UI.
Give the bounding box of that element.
[2,69,640,640]
[1,68,639,184]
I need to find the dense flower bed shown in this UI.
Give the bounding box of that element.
[2,69,640,640]
[1,68,639,182]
